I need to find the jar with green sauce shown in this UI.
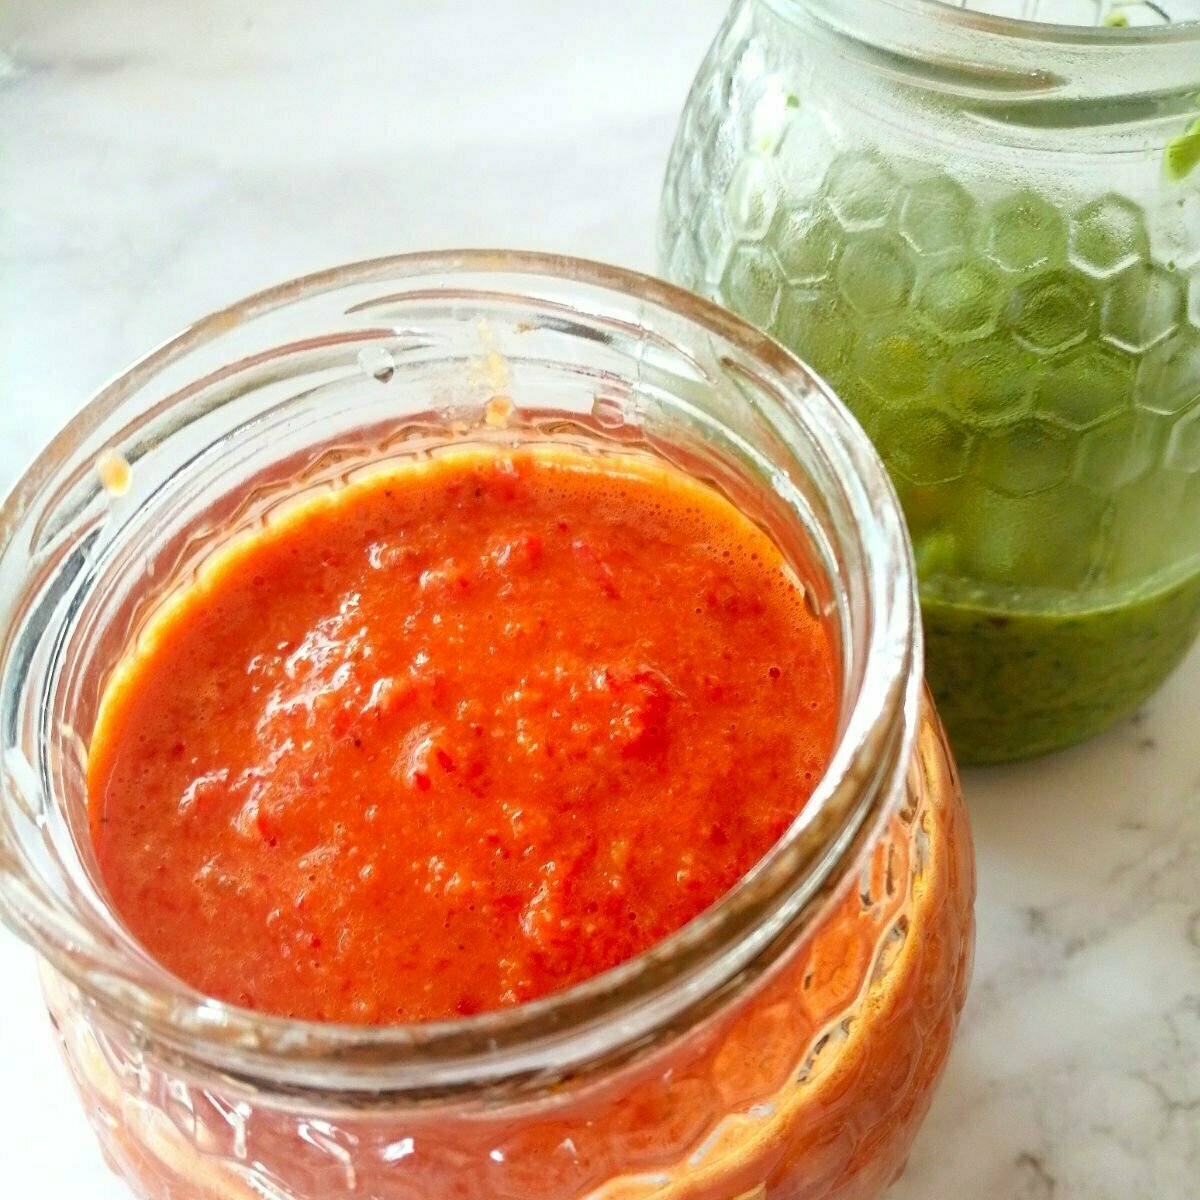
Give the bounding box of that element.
[660,0,1200,763]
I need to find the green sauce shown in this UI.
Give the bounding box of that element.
[1166,116,1200,183]
[923,565,1200,763]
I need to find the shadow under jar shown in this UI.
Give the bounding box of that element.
[660,0,1200,763]
[0,252,973,1200]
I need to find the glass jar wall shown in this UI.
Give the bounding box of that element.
[660,0,1200,762]
[0,255,973,1200]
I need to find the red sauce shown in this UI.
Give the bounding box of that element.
[87,447,837,1024]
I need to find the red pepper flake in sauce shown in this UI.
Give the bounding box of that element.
[87,447,837,1024]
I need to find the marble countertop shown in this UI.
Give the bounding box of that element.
[2,1,1197,1197]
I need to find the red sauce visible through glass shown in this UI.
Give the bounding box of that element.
[87,448,837,1023]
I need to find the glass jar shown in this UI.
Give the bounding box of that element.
[0,252,973,1200]
[659,0,1200,763]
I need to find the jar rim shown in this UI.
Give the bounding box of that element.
[0,250,919,1101]
[769,0,1200,104]
[777,0,1200,43]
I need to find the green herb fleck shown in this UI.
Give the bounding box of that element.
[1103,11,1128,26]
[785,93,799,109]
[1166,117,1200,182]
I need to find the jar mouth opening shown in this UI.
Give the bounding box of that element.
[0,250,918,1099]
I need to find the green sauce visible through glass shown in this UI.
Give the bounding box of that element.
[685,151,1200,763]
[923,566,1200,763]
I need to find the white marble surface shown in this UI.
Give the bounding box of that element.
[1,1,1198,1197]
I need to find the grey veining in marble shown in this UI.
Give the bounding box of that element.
[2,2,1198,1197]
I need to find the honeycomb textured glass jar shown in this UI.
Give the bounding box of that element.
[0,254,973,1200]
[660,0,1200,762]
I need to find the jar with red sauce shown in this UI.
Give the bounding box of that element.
[0,252,974,1200]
